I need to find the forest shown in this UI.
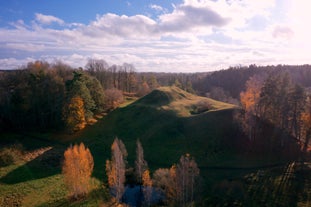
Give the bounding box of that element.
[1,60,311,206]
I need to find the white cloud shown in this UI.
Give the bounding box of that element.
[158,3,230,34]
[272,26,294,39]
[35,13,64,25]
[0,0,310,71]
[150,4,164,11]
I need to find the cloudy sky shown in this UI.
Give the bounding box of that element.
[0,0,310,72]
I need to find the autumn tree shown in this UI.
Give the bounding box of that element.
[175,154,200,206]
[66,71,96,119]
[153,155,200,206]
[301,96,311,153]
[137,81,151,97]
[153,168,176,203]
[104,88,124,111]
[63,96,86,132]
[258,73,306,136]
[106,138,128,203]
[135,139,148,184]
[148,75,159,90]
[62,143,94,199]
[142,169,153,206]
[239,75,265,141]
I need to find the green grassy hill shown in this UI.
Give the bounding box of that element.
[1,86,311,206]
[76,86,239,171]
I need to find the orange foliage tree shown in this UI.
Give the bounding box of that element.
[240,75,263,115]
[62,143,94,199]
[239,75,265,141]
[63,96,86,132]
[106,138,127,203]
[142,169,153,206]
[135,139,148,184]
[153,154,200,206]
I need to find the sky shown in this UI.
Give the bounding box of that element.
[0,0,310,72]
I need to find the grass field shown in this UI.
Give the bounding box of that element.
[1,86,311,206]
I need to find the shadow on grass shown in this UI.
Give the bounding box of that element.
[0,147,64,184]
[35,187,111,207]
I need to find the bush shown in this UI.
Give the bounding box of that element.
[0,144,24,166]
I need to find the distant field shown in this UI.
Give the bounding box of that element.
[1,87,311,206]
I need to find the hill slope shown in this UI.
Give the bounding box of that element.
[0,87,239,206]
[2,86,311,206]
[75,86,239,173]
[135,86,236,116]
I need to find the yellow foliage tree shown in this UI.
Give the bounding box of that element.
[62,143,94,199]
[142,169,152,206]
[240,75,263,115]
[239,75,265,141]
[106,138,127,203]
[63,96,86,132]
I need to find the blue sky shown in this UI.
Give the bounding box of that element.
[0,0,310,72]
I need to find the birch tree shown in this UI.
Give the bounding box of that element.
[142,169,153,206]
[135,139,148,184]
[176,154,200,206]
[106,138,127,203]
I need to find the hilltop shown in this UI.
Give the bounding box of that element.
[135,86,236,116]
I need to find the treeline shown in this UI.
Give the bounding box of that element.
[0,60,134,132]
[85,59,199,95]
[238,71,311,156]
[194,64,311,103]
[62,139,200,206]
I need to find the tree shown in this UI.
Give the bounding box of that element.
[258,72,306,136]
[301,96,311,153]
[62,96,86,132]
[287,84,305,139]
[135,139,148,184]
[240,75,264,116]
[85,77,105,113]
[175,154,200,206]
[153,155,200,206]
[104,88,124,111]
[106,138,128,203]
[66,71,95,119]
[148,75,159,90]
[173,79,182,88]
[62,143,94,199]
[239,75,265,141]
[142,169,153,206]
[137,81,151,97]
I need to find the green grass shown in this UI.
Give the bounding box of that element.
[1,86,311,206]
